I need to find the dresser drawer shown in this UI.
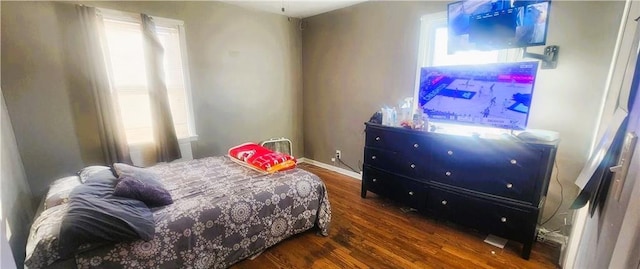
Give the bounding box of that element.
[428,137,543,203]
[366,125,430,154]
[364,147,427,180]
[363,166,427,210]
[429,166,537,204]
[431,136,543,172]
[426,186,536,242]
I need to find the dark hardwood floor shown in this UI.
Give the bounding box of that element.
[233,163,561,269]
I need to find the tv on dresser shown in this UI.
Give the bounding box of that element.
[361,122,557,259]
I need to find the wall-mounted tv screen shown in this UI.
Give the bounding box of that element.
[417,61,539,130]
[448,0,551,53]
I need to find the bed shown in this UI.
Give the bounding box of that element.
[24,156,331,269]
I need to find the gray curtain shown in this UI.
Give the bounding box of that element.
[77,5,132,165]
[141,14,182,162]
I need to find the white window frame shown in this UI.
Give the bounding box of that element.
[158,20,198,142]
[98,8,198,144]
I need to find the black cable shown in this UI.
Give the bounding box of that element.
[337,158,359,173]
[541,159,564,226]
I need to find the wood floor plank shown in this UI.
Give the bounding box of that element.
[233,164,560,269]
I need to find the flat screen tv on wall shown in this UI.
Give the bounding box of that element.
[417,61,539,130]
[448,0,551,53]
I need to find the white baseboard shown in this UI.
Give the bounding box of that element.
[298,158,362,180]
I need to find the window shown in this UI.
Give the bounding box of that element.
[100,10,196,145]
[414,12,520,106]
[431,27,501,66]
[416,11,520,68]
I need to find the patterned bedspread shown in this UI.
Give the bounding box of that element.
[25,156,331,269]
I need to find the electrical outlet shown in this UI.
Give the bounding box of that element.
[536,227,550,242]
[536,231,546,242]
[335,150,341,159]
[536,227,568,245]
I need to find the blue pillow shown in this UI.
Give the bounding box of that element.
[59,170,155,259]
[113,163,173,207]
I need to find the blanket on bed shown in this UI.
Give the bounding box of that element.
[25,156,331,269]
[228,143,296,173]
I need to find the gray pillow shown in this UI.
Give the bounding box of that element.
[77,165,112,183]
[113,163,173,207]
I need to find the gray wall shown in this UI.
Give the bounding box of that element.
[301,1,624,229]
[1,1,88,201]
[1,1,303,200]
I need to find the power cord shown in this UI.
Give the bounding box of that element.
[541,159,564,226]
[337,157,359,173]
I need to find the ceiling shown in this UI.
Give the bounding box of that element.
[222,0,367,19]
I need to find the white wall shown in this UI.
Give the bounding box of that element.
[1,90,34,268]
[1,233,16,269]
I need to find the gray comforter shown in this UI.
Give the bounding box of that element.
[25,156,331,269]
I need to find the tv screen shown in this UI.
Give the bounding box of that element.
[417,61,539,130]
[448,0,550,53]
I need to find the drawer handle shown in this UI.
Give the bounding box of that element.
[375,136,381,141]
[414,143,419,148]
[410,164,416,169]
[447,150,454,156]
[510,159,517,165]
[441,200,448,205]
[408,191,414,196]
[372,178,377,182]
[501,217,507,223]
[445,171,452,176]
[372,156,377,160]
[506,183,513,189]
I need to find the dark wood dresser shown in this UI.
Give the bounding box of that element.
[361,122,557,259]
